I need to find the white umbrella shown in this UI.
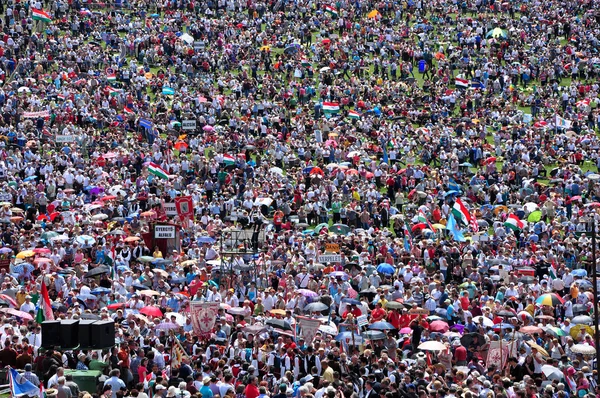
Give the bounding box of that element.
[254,197,273,207]
[473,316,494,327]
[165,312,186,325]
[571,344,596,355]
[541,365,563,380]
[523,202,539,212]
[91,214,108,221]
[418,341,447,351]
[179,33,194,45]
[269,167,284,176]
[17,87,30,93]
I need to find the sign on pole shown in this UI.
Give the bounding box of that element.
[55,135,76,143]
[318,254,342,263]
[181,120,197,131]
[154,225,176,239]
[162,203,177,216]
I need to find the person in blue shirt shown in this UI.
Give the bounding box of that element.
[445,299,455,325]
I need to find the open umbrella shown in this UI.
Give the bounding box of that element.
[527,341,549,357]
[520,325,543,334]
[460,333,486,349]
[304,302,329,312]
[487,27,507,38]
[297,289,318,298]
[571,344,596,355]
[385,301,404,310]
[541,365,564,380]
[429,320,449,333]
[16,250,35,259]
[369,321,396,330]
[544,326,567,338]
[418,341,447,351]
[473,316,494,327]
[376,263,395,275]
[140,306,163,318]
[571,315,593,325]
[329,224,351,235]
[84,265,111,278]
[335,332,364,344]
[266,319,292,330]
[362,331,386,340]
[0,308,33,320]
[536,293,564,307]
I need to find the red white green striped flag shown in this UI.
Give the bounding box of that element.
[148,162,170,179]
[35,281,54,323]
[323,5,338,17]
[323,102,340,114]
[124,106,134,115]
[107,73,117,82]
[223,154,236,166]
[418,210,434,231]
[348,110,360,119]
[451,197,471,226]
[107,87,122,96]
[504,214,525,231]
[32,9,52,23]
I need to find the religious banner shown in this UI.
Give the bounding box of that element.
[486,340,518,367]
[297,316,322,344]
[23,110,50,118]
[190,301,220,338]
[175,196,194,222]
[171,338,190,368]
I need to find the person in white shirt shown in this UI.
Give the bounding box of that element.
[20,296,35,313]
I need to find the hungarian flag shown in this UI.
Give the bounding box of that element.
[322,102,340,114]
[455,77,469,89]
[323,5,339,17]
[107,87,122,97]
[107,73,117,82]
[223,154,236,166]
[402,221,413,251]
[418,210,434,231]
[147,162,170,180]
[35,281,54,324]
[124,106,134,115]
[348,110,360,119]
[451,198,471,225]
[549,261,558,279]
[504,214,525,231]
[32,9,52,23]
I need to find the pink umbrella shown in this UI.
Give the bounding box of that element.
[139,305,163,318]
[399,327,412,334]
[0,308,33,320]
[429,320,450,333]
[0,294,17,308]
[297,289,318,298]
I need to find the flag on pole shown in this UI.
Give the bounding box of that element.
[403,221,413,251]
[447,213,466,242]
[549,261,558,279]
[322,102,340,114]
[504,214,525,231]
[35,281,54,324]
[147,162,170,180]
[470,211,479,233]
[106,73,117,82]
[418,210,434,231]
[455,77,469,89]
[123,106,134,115]
[323,5,339,17]
[32,9,52,23]
[348,110,360,120]
[9,367,40,397]
[170,339,190,369]
[554,114,572,129]
[222,154,236,166]
[451,198,471,226]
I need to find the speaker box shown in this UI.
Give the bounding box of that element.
[78,320,96,349]
[60,319,80,349]
[91,320,115,349]
[41,321,61,349]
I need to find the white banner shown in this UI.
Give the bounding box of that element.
[181,120,196,130]
[23,110,50,118]
[190,301,220,338]
[55,135,76,143]
[297,316,322,344]
[318,254,342,263]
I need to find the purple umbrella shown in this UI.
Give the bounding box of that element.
[297,289,318,298]
[330,271,349,280]
[155,322,180,330]
[0,248,12,254]
[89,187,104,195]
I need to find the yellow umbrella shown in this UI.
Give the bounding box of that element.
[570,324,594,339]
[432,224,446,230]
[367,9,379,18]
[493,205,508,215]
[139,290,160,297]
[526,341,549,357]
[260,45,270,51]
[269,309,287,316]
[16,250,35,259]
[180,259,198,267]
[144,72,153,79]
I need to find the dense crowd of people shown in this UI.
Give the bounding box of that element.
[0,0,599,397]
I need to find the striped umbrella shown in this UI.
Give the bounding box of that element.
[535,293,564,307]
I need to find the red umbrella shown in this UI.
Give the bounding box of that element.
[520,325,543,334]
[49,212,61,221]
[310,167,324,176]
[107,303,125,310]
[364,172,374,179]
[34,258,52,265]
[570,196,582,201]
[485,157,497,164]
[411,223,427,233]
[101,195,118,201]
[397,168,406,174]
[33,248,51,254]
[37,215,50,221]
[0,308,33,320]
[429,320,449,333]
[140,305,163,317]
[346,169,359,175]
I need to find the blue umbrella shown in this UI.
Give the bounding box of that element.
[12,263,34,275]
[335,332,364,344]
[152,259,173,266]
[24,176,37,182]
[369,321,396,330]
[197,236,215,244]
[362,331,386,340]
[376,263,395,275]
[77,294,97,301]
[496,323,515,329]
[303,166,314,174]
[572,269,588,277]
[91,287,111,295]
[444,190,460,197]
[341,298,361,305]
[284,45,299,54]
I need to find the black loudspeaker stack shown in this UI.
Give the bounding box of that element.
[41,320,115,349]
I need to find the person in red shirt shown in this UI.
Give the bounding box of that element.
[454,344,467,366]
[342,304,362,319]
[371,302,387,322]
[459,291,470,310]
[387,308,401,329]
[244,376,260,398]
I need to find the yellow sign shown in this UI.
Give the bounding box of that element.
[325,243,340,253]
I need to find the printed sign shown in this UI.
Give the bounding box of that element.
[55,135,76,143]
[162,202,177,216]
[182,120,196,131]
[154,225,176,239]
[356,315,369,328]
[324,243,340,253]
[318,254,342,263]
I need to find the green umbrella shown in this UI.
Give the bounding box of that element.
[486,28,507,38]
[314,223,329,234]
[329,223,351,235]
[41,231,59,241]
[528,210,542,223]
[459,282,475,288]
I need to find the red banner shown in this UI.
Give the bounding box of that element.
[175,196,194,222]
